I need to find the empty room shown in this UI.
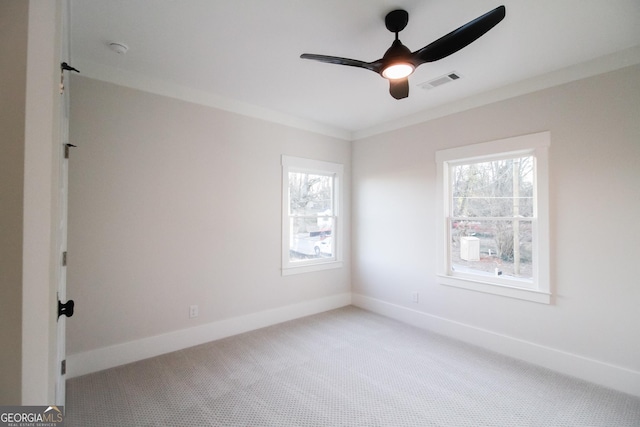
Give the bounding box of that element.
[3,1,640,426]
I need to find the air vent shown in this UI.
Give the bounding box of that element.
[418,72,461,90]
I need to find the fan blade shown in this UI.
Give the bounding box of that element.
[389,78,409,99]
[412,5,505,64]
[300,53,382,73]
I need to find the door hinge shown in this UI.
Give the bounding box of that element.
[61,359,66,376]
[60,62,80,95]
[64,143,77,159]
[61,62,80,73]
[62,251,67,266]
[58,299,75,319]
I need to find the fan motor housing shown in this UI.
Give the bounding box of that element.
[383,40,412,61]
[385,9,409,33]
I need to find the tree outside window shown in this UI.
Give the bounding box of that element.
[450,156,534,280]
[436,132,550,303]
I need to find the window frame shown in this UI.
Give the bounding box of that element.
[435,132,551,304]
[281,155,343,275]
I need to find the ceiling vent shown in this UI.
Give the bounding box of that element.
[418,72,461,90]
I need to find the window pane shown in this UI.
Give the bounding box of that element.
[289,172,333,216]
[450,219,533,281]
[282,156,343,274]
[451,156,534,218]
[289,217,334,262]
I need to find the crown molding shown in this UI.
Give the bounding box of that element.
[352,45,640,140]
[72,45,640,143]
[72,59,353,141]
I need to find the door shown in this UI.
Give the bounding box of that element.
[55,0,73,406]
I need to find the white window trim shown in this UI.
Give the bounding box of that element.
[282,155,344,275]
[435,132,551,304]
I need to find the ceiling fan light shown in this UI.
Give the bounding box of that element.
[382,63,414,79]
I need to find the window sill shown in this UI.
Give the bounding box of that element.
[282,261,343,276]
[437,274,551,304]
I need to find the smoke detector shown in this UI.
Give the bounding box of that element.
[418,72,461,90]
[108,42,129,55]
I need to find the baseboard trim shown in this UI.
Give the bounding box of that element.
[67,293,351,378]
[352,293,640,398]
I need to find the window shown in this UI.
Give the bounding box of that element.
[282,156,343,275]
[436,132,550,303]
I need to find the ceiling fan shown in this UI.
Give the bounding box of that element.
[301,5,506,100]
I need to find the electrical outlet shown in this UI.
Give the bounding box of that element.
[189,305,199,318]
[411,292,419,303]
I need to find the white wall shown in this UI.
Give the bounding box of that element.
[67,76,351,374]
[0,0,61,405]
[0,0,28,405]
[352,65,640,396]
[22,0,62,404]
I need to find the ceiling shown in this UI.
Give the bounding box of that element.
[70,0,640,140]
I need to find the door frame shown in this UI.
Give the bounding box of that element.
[55,0,72,406]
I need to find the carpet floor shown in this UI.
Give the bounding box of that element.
[66,306,640,426]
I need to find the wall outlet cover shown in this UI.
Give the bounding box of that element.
[189,305,199,318]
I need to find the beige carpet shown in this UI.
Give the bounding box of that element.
[66,306,640,426]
